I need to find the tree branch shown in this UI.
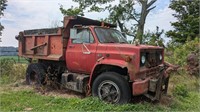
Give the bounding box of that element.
[147,0,157,8]
[147,6,156,14]
[139,0,147,5]
[117,19,124,32]
[126,33,135,37]
[129,15,139,23]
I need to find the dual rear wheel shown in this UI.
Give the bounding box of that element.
[26,63,46,86]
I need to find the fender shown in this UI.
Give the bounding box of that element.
[86,58,137,96]
[88,59,127,86]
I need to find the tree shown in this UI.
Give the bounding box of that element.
[166,0,199,43]
[60,0,157,43]
[143,26,165,47]
[136,0,157,44]
[60,5,84,16]
[0,0,7,37]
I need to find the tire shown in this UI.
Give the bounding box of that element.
[26,63,46,86]
[92,72,131,104]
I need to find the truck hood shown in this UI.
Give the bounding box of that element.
[100,44,163,56]
[104,43,163,50]
[96,43,164,71]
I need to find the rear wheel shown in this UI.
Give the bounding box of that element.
[26,63,46,86]
[92,72,131,104]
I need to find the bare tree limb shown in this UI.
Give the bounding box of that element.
[126,33,135,37]
[117,19,124,32]
[147,0,157,8]
[129,15,139,23]
[147,6,156,13]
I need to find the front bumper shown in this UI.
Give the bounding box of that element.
[131,65,169,101]
[132,78,149,95]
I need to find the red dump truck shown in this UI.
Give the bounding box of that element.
[16,16,169,104]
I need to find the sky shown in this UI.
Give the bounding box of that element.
[0,0,176,47]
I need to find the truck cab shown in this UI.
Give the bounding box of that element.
[16,16,169,104]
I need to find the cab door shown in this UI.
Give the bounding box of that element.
[66,28,97,74]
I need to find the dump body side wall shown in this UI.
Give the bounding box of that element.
[18,28,65,61]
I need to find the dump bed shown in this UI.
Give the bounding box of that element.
[16,16,116,61]
[17,27,64,60]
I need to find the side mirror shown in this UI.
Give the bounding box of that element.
[70,28,77,39]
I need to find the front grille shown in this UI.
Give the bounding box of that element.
[140,50,163,68]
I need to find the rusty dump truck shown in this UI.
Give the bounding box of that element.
[16,16,169,104]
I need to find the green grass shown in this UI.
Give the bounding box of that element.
[0,56,28,63]
[0,90,163,111]
[0,54,200,111]
[0,88,199,111]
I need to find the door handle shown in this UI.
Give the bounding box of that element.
[69,45,75,48]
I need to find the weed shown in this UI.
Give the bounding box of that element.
[0,59,27,84]
[173,84,189,98]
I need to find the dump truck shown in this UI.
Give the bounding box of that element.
[16,16,169,104]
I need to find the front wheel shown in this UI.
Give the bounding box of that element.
[92,72,131,104]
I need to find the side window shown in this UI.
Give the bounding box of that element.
[72,29,83,44]
[82,30,94,43]
[72,29,94,44]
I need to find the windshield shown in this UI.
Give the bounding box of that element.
[95,28,128,43]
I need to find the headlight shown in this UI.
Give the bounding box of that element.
[141,55,146,64]
[159,54,162,60]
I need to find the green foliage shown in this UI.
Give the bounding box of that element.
[168,72,200,111]
[0,0,7,16]
[165,38,199,66]
[143,26,165,46]
[0,56,28,63]
[0,0,7,36]
[166,0,199,43]
[0,59,27,84]
[60,5,84,16]
[173,84,189,98]
[170,92,200,111]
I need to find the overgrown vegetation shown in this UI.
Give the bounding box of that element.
[166,38,199,65]
[0,56,200,111]
[0,58,27,84]
[165,38,199,80]
[0,89,199,111]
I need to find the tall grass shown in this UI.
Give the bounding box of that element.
[0,58,27,84]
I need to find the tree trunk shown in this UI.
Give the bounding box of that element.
[135,0,156,44]
[136,0,147,44]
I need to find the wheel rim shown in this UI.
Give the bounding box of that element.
[98,80,120,103]
[30,71,38,85]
